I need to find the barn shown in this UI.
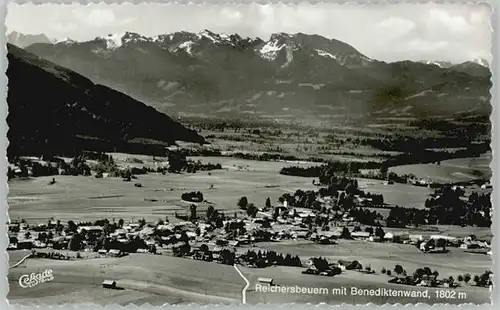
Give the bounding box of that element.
[102,280,117,289]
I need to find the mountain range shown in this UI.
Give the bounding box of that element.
[7,43,204,158]
[11,30,493,121]
[7,31,53,48]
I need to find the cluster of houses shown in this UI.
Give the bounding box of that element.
[8,204,492,265]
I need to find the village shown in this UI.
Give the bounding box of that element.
[8,189,493,291]
[6,148,493,305]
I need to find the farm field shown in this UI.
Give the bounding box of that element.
[8,157,319,224]
[240,239,491,304]
[243,264,490,304]
[7,153,492,305]
[389,153,492,183]
[8,254,243,305]
[357,178,433,208]
[247,239,491,278]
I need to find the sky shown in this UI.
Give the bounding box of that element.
[6,3,492,63]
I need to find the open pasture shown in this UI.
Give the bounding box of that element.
[243,264,489,304]
[248,239,491,279]
[357,178,432,208]
[242,239,491,304]
[389,153,492,183]
[8,157,319,224]
[8,254,243,305]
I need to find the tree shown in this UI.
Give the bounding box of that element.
[190,204,197,221]
[246,203,258,218]
[206,205,215,221]
[67,220,77,233]
[68,233,82,251]
[365,227,374,235]
[312,257,329,272]
[458,275,464,282]
[168,152,187,173]
[473,275,480,284]
[464,273,471,283]
[394,264,404,277]
[200,244,209,253]
[265,197,272,210]
[379,164,389,179]
[118,218,124,228]
[413,268,425,279]
[238,197,248,209]
[340,227,351,239]
[375,226,385,239]
[436,238,446,252]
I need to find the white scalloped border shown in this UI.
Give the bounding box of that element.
[0,1,497,309]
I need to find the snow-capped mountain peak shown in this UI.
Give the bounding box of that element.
[419,58,489,69]
[122,31,152,44]
[98,33,126,50]
[418,60,454,68]
[54,37,78,46]
[198,29,219,43]
[176,41,195,55]
[472,57,489,68]
[259,39,286,61]
[7,31,53,48]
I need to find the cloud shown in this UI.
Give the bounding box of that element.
[220,8,242,22]
[5,3,491,64]
[427,9,471,34]
[73,8,135,28]
[407,38,449,53]
[378,17,416,38]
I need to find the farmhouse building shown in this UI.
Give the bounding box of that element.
[351,231,370,240]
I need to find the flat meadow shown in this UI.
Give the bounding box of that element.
[389,152,492,183]
[7,152,492,305]
[8,156,320,224]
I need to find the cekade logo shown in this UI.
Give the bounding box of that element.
[19,269,54,288]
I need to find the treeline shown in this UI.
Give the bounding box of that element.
[280,143,489,180]
[408,118,490,137]
[386,191,491,228]
[181,191,204,202]
[230,152,325,163]
[8,155,92,179]
[241,249,302,268]
[166,152,222,173]
[383,144,490,166]
[280,161,380,178]
[363,136,490,153]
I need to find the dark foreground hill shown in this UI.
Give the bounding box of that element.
[7,43,204,158]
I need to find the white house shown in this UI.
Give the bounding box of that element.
[351,231,370,239]
[77,226,103,234]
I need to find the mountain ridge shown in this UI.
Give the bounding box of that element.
[7,43,204,157]
[7,31,53,48]
[22,30,492,120]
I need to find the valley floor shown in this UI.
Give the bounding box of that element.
[7,155,492,305]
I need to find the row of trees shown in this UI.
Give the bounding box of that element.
[280,160,381,178]
[8,156,92,179]
[241,250,302,268]
[387,191,491,228]
[181,191,204,202]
